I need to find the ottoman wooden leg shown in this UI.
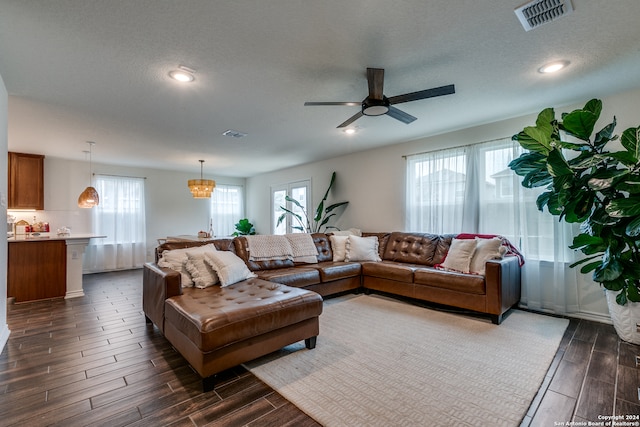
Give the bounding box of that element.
[305,336,317,349]
[202,375,216,392]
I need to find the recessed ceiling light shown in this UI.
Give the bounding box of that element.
[538,60,570,74]
[169,65,196,82]
[343,128,357,135]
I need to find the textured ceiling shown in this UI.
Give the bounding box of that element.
[1,0,640,177]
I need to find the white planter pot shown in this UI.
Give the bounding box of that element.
[605,289,640,345]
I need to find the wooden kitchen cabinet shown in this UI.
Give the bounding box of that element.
[8,240,67,302]
[8,151,45,210]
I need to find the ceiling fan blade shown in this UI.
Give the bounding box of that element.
[387,84,455,105]
[386,106,417,124]
[337,111,364,128]
[304,101,360,106]
[367,68,384,100]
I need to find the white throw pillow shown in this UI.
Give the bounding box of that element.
[158,244,217,287]
[185,252,220,288]
[345,235,381,262]
[204,251,257,287]
[330,235,349,262]
[469,237,505,275]
[440,238,478,273]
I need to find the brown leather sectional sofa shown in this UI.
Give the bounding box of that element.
[143,231,521,390]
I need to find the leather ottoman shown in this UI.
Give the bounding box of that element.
[163,277,323,391]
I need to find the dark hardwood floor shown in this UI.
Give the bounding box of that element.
[1,269,638,426]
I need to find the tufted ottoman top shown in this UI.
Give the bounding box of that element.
[164,278,323,352]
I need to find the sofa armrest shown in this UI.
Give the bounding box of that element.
[484,256,521,320]
[143,262,182,333]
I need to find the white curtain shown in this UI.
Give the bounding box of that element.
[84,176,146,272]
[210,184,244,237]
[405,138,580,315]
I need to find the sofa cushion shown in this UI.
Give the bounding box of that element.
[164,278,323,352]
[362,260,415,282]
[255,267,321,288]
[307,261,362,282]
[414,268,486,294]
[382,232,442,266]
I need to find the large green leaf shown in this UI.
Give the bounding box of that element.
[616,291,628,305]
[563,192,594,223]
[628,282,640,302]
[546,149,572,177]
[523,170,553,188]
[508,152,547,176]
[583,98,603,118]
[522,126,553,151]
[620,126,640,160]
[561,99,602,141]
[625,215,640,237]
[594,118,617,149]
[593,256,623,282]
[605,197,640,218]
[587,168,629,191]
[570,233,604,249]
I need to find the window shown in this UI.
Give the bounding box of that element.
[271,180,311,234]
[84,175,146,272]
[210,184,244,237]
[406,139,572,262]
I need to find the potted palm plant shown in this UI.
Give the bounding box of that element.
[509,98,640,343]
[277,172,349,233]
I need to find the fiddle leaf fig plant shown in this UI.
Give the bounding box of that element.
[509,99,640,306]
[232,218,256,236]
[277,171,349,233]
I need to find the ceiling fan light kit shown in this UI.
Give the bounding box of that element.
[305,68,455,128]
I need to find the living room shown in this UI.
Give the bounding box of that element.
[1,1,640,426]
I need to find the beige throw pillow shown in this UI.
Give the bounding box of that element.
[345,235,381,262]
[440,238,478,273]
[204,251,257,287]
[158,244,217,287]
[469,237,506,275]
[330,235,349,262]
[185,252,220,288]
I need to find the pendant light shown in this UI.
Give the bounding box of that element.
[77,141,100,208]
[188,160,215,198]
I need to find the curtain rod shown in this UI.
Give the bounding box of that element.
[93,173,147,179]
[401,135,513,159]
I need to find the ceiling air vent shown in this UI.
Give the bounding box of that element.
[515,0,574,31]
[222,129,247,139]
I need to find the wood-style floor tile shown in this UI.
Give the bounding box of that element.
[1,269,637,426]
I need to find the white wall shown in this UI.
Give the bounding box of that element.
[8,156,245,263]
[0,73,9,353]
[246,88,640,321]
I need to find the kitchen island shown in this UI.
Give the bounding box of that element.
[8,234,106,302]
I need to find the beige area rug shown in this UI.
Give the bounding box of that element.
[245,294,569,427]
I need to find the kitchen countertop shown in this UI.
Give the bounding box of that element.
[8,233,106,242]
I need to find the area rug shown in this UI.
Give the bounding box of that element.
[245,294,569,427]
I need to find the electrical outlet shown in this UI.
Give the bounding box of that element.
[71,250,78,259]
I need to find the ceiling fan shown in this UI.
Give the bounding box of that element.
[304,68,455,128]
